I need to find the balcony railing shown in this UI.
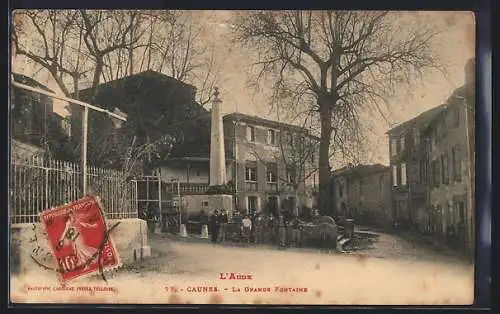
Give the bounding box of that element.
[245,182,258,192]
[164,183,210,195]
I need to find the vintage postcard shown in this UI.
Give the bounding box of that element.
[10,10,476,305]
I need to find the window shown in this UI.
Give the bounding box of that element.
[454,106,460,127]
[392,165,398,187]
[419,160,425,184]
[414,128,420,146]
[430,134,436,151]
[202,201,209,207]
[401,163,407,186]
[400,136,405,152]
[391,138,397,156]
[458,201,465,221]
[442,153,449,184]
[453,146,462,181]
[433,159,441,187]
[266,163,277,183]
[246,125,255,142]
[286,168,296,184]
[338,183,343,197]
[411,162,420,184]
[245,162,257,182]
[247,196,258,213]
[267,129,276,145]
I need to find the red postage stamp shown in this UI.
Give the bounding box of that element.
[40,196,120,282]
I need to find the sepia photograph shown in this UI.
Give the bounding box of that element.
[9,9,476,305]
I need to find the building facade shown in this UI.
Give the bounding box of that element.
[223,113,319,216]
[155,112,320,217]
[386,59,475,255]
[387,105,447,228]
[11,73,55,149]
[423,59,475,255]
[331,164,392,226]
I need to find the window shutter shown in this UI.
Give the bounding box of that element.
[246,126,251,141]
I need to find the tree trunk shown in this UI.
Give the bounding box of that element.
[318,103,333,216]
[91,59,104,102]
[73,76,80,100]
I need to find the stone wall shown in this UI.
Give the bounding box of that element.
[10,218,150,278]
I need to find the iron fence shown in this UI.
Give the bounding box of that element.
[10,155,138,224]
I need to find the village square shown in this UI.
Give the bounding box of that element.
[9,10,476,305]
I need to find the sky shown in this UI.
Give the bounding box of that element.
[12,10,475,168]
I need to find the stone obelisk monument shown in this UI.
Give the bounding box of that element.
[209,87,226,186]
[206,87,234,221]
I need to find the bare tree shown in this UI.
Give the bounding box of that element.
[232,11,446,215]
[135,10,221,106]
[13,10,221,106]
[12,10,91,98]
[98,10,221,106]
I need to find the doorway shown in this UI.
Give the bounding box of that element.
[267,196,278,217]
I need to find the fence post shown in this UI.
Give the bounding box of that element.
[158,173,162,231]
[45,165,49,210]
[135,180,139,218]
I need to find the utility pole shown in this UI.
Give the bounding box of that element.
[81,107,89,196]
[177,179,181,233]
[171,178,181,232]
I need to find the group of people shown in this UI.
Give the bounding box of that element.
[208,209,229,244]
[208,209,304,248]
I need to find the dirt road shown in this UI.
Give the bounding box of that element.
[11,230,474,305]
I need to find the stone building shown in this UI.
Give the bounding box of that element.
[223,113,319,216]
[11,73,72,161]
[423,58,475,255]
[331,164,392,226]
[159,112,320,218]
[11,73,54,149]
[71,70,211,168]
[385,58,475,255]
[386,104,447,228]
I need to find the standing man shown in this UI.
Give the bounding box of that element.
[254,214,265,244]
[218,209,229,242]
[278,214,287,248]
[292,216,302,247]
[267,215,275,244]
[209,210,220,245]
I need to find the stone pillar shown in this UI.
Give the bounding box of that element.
[209,87,227,186]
